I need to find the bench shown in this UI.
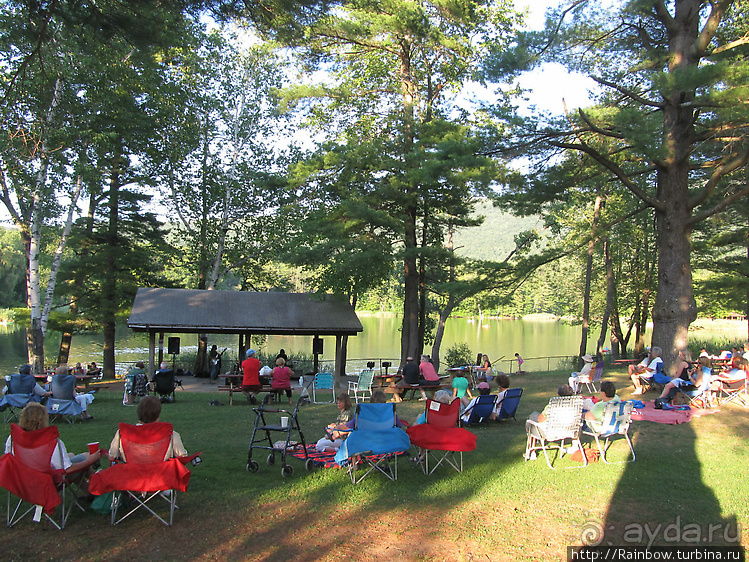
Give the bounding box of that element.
[385,383,452,402]
[218,384,276,406]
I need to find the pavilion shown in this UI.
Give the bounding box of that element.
[127,288,363,384]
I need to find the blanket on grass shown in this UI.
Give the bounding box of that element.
[630,401,718,425]
[289,444,409,469]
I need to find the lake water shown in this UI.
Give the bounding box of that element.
[0,315,745,375]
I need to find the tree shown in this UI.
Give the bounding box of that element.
[270,0,517,364]
[487,0,749,371]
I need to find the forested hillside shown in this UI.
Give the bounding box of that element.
[454,200,541,261]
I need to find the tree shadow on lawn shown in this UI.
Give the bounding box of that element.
[590,406,741,549]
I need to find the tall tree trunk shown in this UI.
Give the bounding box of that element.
[399,39,419,365]
[101,146,123,380]
[578,194,602,368]
[597,235,612,358]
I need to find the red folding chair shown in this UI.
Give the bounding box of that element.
[407,399,477,475]
[0,424,84,529]
[89,422,199,526]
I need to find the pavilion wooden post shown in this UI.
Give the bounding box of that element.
[334,335,343,391]
[148,331,156,379]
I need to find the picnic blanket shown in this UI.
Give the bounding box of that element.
[630,401,718,425]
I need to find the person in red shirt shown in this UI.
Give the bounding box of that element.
[242,349,262,405]
[271,357,293,403]
[417,354,440,401]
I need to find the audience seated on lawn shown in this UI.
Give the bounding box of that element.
[569,354,594,394]
[315,393,353,452]
[52,365,95,421]
[631,347,665,395]
[341,391,403,430]
[5,402,101,494]
[657,355,712,407]
[584,381,621,432]
[1,364,50,399]
[489,375,512,420]
[415,390,453,425]
[108,396,188,461]
[451,371,473,407]
[526,384,575,434]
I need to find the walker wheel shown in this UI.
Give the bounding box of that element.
[246,461,259,473]
[305,458,315,472]
[267,454,275,465]
[281,465,294,477]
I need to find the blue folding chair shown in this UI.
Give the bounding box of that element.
[312,372,335,404]
[334,402,410,483]
[46,374,83,423]
[0,374,41,422]
[461,394,498,425]
[495,388,523,422]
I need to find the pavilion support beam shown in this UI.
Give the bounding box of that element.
[148,331,156,379]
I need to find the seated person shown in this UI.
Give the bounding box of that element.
[415,389,453,425]
[584,381,621,432]
[341,391,403,430]
[475,354,493,382]
[2,364,51,398]
[86,362,102,378]
[523,384,575,459]
[395,356,420,399]
[714,356,747,383]
[123,361,148,406]
[460,384,492,424]
[109,395,187,462]
[417,355,440,401]
[631,347,665,394]
[53,365,94,421]
[72,363,85,376]
[242,349,262,405]
[568,354,594,393]
[490,375,511,419]
[657,355,712,406]
[271,357,293,404]
[315,393,353,452]
[451,371,473,407]
[5,402,101,494]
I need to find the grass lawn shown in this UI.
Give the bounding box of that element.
[1,367,747,561]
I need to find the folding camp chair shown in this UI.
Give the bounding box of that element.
[46,374,84,423]
[89,422,200,526]
[639,362,670,394]
[677,377,714,409]
[461,394,497,425]
[333,403,411,484]
[407,399,476,475]
[582,401,635,464]
[348,369,374,403]
[0,374,41,422]
[717,377,748,407]
[0,424,85,529]
[495,388,523,422]
[524,396,586,469]
[312,372,335,404]
[152,370,179,403]
[578,362,603,394]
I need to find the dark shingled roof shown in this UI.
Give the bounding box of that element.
[127,288,362,336]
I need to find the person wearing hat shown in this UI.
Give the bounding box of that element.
[568,354,595,394]
[242,349,263,405]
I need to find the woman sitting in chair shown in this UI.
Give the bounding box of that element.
[5,403,101,492]
[108,396,188,462]
[656,355,711,406]
[631,347,665,395]
[315,393,353,452]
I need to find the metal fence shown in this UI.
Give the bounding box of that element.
[344,355,578,376]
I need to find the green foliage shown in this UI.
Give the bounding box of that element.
[0,228,26,307]
[443,342,473,368]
